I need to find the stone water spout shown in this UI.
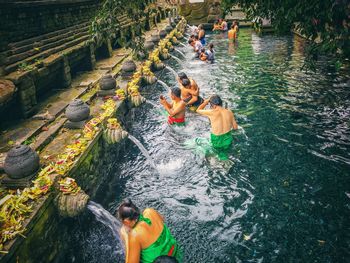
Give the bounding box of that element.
[56,189,90,218]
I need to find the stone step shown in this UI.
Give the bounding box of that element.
[4,35,90,74]
[6,25,90,58]
[7,21,90,50]
[4,30,90,66]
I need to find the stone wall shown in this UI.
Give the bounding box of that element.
[179,0,222,24]
[0,0,100,52]
[1,101,131,263]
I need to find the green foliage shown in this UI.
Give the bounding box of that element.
[18,62,35,72]
[90,0,153,59]
[222,0,350,67]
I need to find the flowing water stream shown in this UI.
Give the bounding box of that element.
[174,48,186,58]
[157,79,171,92]
[59,29,350,262]
[170,54,183,64]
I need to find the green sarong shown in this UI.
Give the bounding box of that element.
[210,131,233,160]
[137,215,181,263]
[210,131,233,150]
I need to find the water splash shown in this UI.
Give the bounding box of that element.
[128,134,157,170]
[174,48,186,58]
[165,65,178,80]
[170,54,183,64]
[146,99,159,109]
[87,201,124,256]
[157,79,171,93]
[237,125,249,140]
[179,42,187,48]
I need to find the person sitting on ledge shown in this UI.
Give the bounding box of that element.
[119,199,181,263]
[153,255,179,263]
[196,95,238,160]
[160,87,186,125]
[180,78,203,111]
[199,48,207,61]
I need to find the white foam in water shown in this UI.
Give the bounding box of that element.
[157,158,185,174]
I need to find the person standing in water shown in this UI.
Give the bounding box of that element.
[198,24,206,45]
[160,87,186,125]
[228,21,238,41]
[196,95,238,159]
[205,43,215,63]
[118,199,181,263]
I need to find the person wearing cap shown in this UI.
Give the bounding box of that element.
[196,95,238,159]
[160,87,186,125]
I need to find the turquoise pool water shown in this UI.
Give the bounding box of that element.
[61,29,350,262]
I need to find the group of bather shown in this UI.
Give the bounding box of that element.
[116,20,240,263]
[213,18,240,41]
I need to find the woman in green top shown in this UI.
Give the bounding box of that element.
[118,199,181,263]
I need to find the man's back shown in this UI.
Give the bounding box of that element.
[207,107,235,135]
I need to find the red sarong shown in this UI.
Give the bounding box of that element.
[168,116,185,125]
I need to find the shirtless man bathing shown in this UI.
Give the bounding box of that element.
[177,72,203,111]
[160,87,186,125]
[196,95,238,159]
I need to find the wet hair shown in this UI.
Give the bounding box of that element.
[181,78,190,87]
[201,48,205,53]
[153,256,178,263]
[188,39,194,45]
[117,198,140,221]
[171,87,181,98]
[209,43,214,49]
[194,35,199,40]
[190,34,195,38]
[209,95,223,106]
[178,72,188,80]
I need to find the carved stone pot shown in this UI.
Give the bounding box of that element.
[4,145,40,179]
[65,99,90,122]
[121,60,137,75]
[151,34,160,44]
[165,25,173,33]
[159,30,167,39]
[100,75,116,90]
[56,191,89,218]
[144,40,155,51]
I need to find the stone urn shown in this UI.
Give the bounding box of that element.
[151,34,160,44]
[4,145,40,179]
[65,99,90,122]
[144,40,155,51]
[159,30,167,39]
[165,25,173,33]
[99,75,116,90]
[121,60,137,75]
[56,190,89,218]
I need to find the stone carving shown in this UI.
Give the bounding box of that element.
[159,30,167,39]
[4,145,40,179]
[65,99,90,123]
[144,40,155,51]
[121,60,137,74]
[151,33,161,44]
[165,25,173,33]
[56,190,90,218]
[179,0,222,24]
[99,75,116,90]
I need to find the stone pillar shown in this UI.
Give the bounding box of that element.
[87,43,96,70]
[9,73,37,118]
[62,56,72,88]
